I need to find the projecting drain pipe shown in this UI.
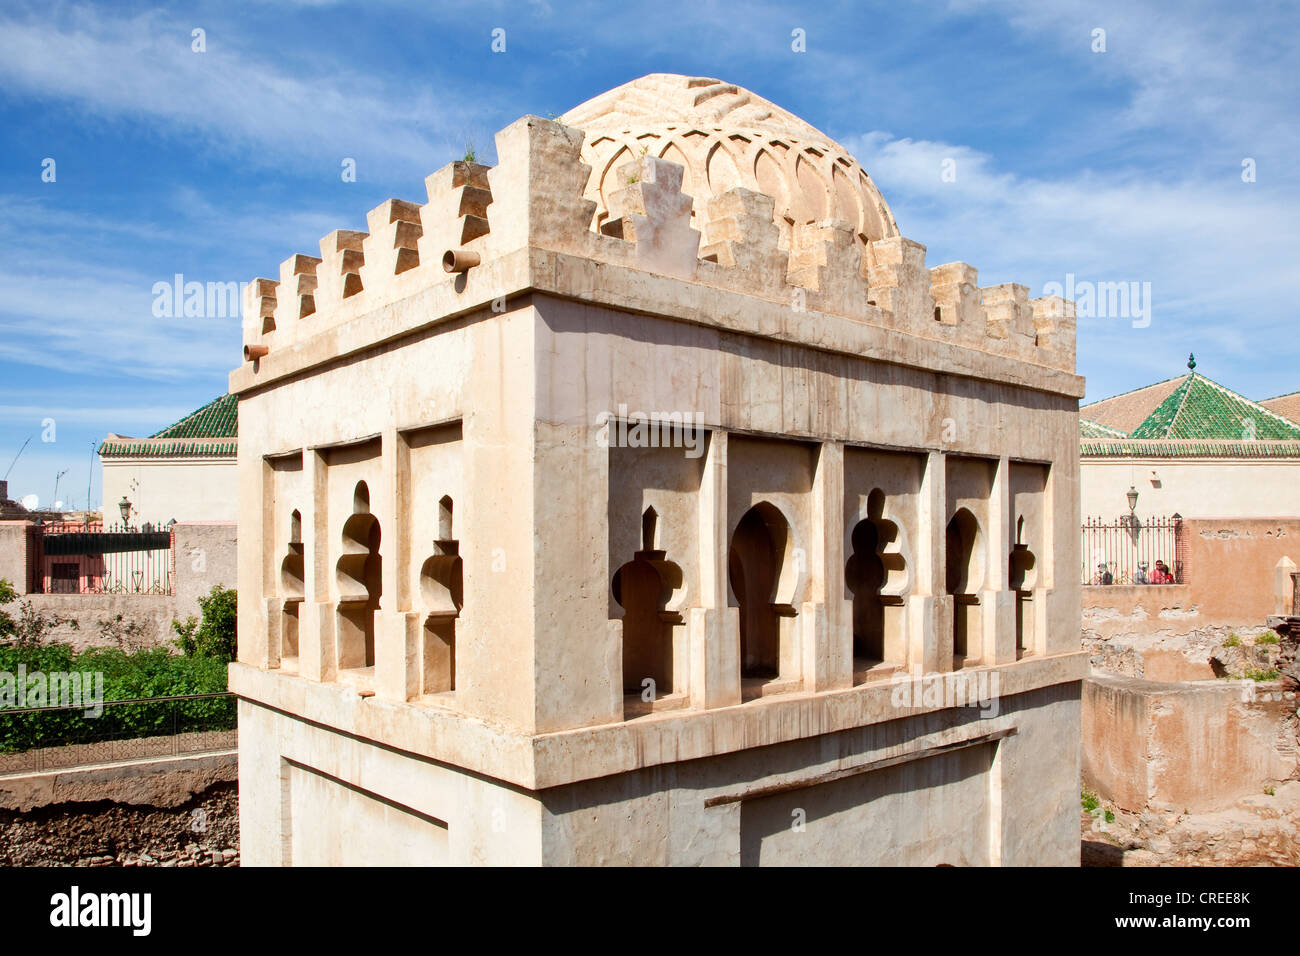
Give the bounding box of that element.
[244,344,270,361]
[443,249,480,273]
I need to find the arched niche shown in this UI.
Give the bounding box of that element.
[845,489,908,670]
[728,502,799,688]
[419,494,462,694]
[278,508,304,667]
[336,481,381,670]
[611,506,684,699]
[945,508,983,664]
[1009,514,1038,658]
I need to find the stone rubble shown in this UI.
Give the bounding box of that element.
[0,782,238,867]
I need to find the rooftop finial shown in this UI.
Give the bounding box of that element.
[1187,352,1196,371]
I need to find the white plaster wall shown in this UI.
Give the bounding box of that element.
[101,458,237,523]
[1081,458,1300,521]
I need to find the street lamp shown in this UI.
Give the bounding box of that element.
[1126,486,1139,515]
[119,495,132,527]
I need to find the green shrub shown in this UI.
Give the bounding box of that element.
[1081,788,1100,814]
[0,578,235,753]
[172,585,237,662]
[1223,633,1240,648]
[1241,667,1281,682]
[1256,633,1279,646]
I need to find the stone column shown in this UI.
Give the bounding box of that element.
[803,440,852,691]
[691,430,741,708]
[298,448,336,683]
[377,428,418,701]
[909,450,948,674]
[237,453,271,667]
[982,456,1016,664]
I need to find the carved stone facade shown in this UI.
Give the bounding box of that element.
[230,74,1086,866]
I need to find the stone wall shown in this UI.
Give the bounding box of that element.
[1083,673,1296,813]
[1,521,236,649]
[1082,517,1300,679]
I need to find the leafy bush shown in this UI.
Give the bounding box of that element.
[1256,633,1280,646]
[1241,667,1281,682]
[1223,633,1241,648]
[172,585,237,662]
[0,578,235,753]
[1081,789,1100,814]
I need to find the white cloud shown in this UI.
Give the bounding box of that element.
[846,128,1299,400]
[0,4,471,173]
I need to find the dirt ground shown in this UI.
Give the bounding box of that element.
[0,781,238,867]
[1081,779,1300,866]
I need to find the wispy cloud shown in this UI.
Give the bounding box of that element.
[0,4,470,175]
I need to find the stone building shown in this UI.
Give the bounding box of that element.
[229,74,1086,866]
[1080,356,1300,524]
[100,393,238,523]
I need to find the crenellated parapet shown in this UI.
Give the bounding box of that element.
[237,106,1076,379]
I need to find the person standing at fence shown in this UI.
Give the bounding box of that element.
[1152,559,1173,584]
[1096,562,1113,586]
[1134,561,1150,585]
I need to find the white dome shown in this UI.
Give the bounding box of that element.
[562,73,898,248]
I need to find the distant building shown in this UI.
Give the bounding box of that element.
[1080,356,1300,523]
[1079,356,1300,675]
[99,394,237,523]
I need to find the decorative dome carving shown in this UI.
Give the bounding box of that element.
[561,73,899,249]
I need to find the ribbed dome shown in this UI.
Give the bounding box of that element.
[561,73,898,248]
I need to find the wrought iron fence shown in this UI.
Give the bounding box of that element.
[29,520,174,594]
[0,693,236,772]
[1081,514,1184,586]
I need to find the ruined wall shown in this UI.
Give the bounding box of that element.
[1082,517,1300,678]
[1083,673,1296,813]
[1,522,236,649]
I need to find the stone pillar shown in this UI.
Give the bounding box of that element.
[910,450,948,674]
[982,456,1016,664]
[803,441,851,692]
[237,453,272,667]
[691,430,741,708]
[299,449,336,683]
[376,428,417,701]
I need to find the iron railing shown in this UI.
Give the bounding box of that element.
[29,520,174,594]
[1081,514,1184,586]
[0,693,236,772]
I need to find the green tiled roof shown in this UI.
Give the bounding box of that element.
[98,439,237,459]
[98,395,237,460]
[1081,438,1300,459]
[1130,373,1300,440]
[150,393,237,440]
[1080,418,1128,439]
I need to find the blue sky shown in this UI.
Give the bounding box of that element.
[1,0,1296,508]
